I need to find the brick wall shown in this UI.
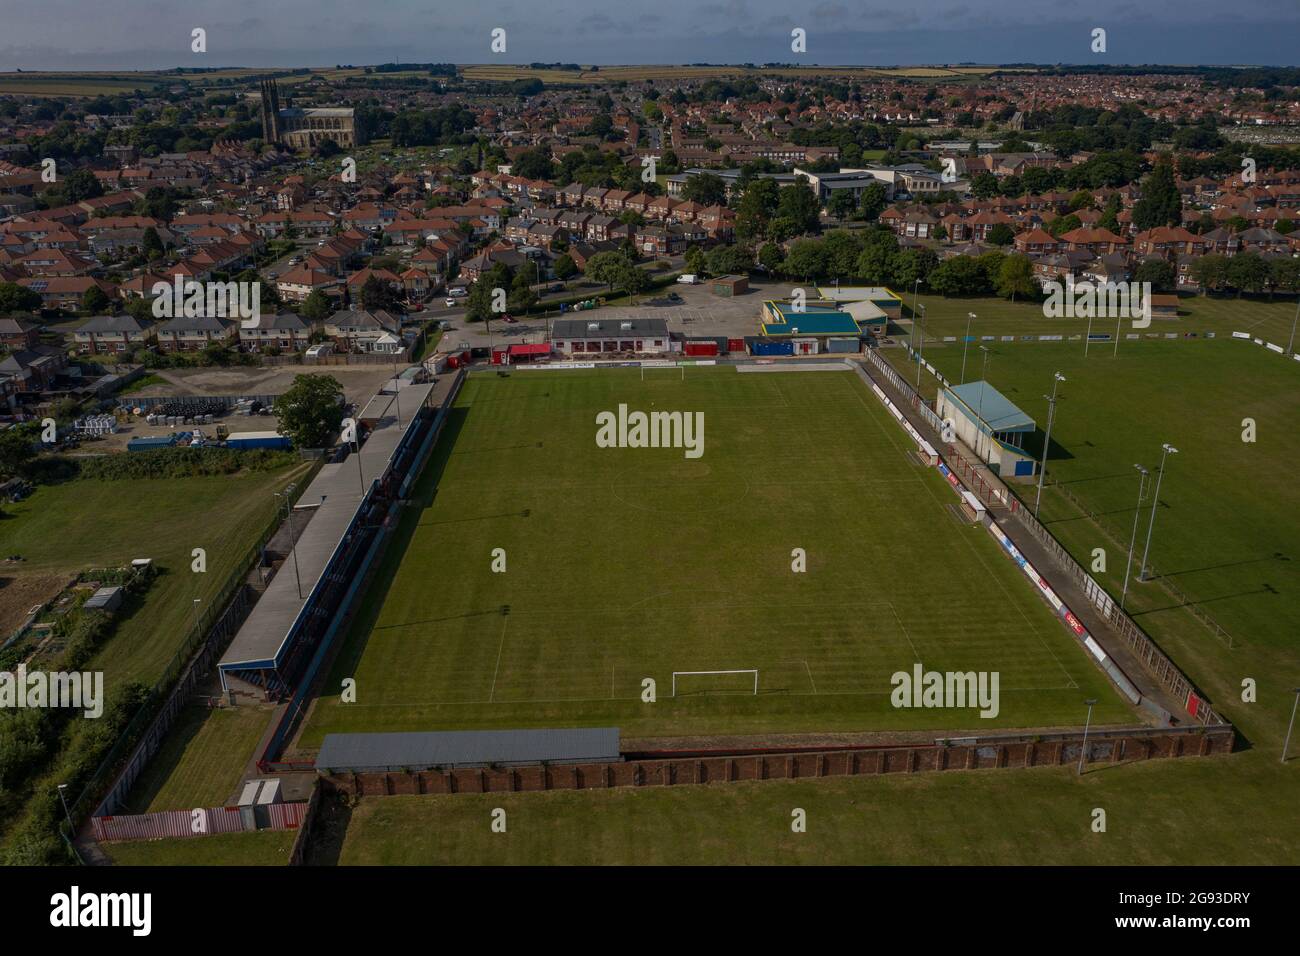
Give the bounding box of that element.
[320,725,1234,799]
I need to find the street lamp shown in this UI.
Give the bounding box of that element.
[976,345,991,461]
[1288,297,1300,356]
[192,597,202,638]
[1284,688,1300,762]
[391,350,402,428]
[1121,464,1149,610]
[275,485,303,600]
[1033,371,1066,517]
[914,304,926,390]
[960,312,975,384]
[56,783,73,834]
[1138,443,1178,582]
[911,278,921,350]
[1078,698,1098,775]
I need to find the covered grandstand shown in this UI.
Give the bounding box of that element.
[936,380,1039,478]
[218,378,440,699]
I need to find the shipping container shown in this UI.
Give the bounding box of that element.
[750,340,794,356]
[683,341,719,357]
[825,337,862,354]
[126,434,181,452]
[226,431,292,450]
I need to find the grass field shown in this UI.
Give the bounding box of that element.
[123,704,272,813]
[899,292,1300,348]
[0,468,308,691]
[299,366,1129,748]
[103,830,295,866]
[0,465,305,851]
[331,747,1296,865]
[887,334,1300,750]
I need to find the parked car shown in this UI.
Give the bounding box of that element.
[445,297,458,307]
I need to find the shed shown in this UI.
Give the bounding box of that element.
[712,274,749,297]
[84,586,124,613]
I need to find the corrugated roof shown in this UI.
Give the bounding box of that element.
[947,381,1035,433]
[315,728,621,771]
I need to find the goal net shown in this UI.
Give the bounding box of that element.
[641,364,684,381]
[671,670,759,697]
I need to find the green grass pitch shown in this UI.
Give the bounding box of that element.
[298,366,1131,748]
[887,334,1300,750]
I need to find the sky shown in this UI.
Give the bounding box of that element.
[1,0,1298,70]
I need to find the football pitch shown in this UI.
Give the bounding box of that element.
[298,366,1129,748]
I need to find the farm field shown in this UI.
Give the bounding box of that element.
[458,64,1027,85]
[885,331,1300,751]
[299,366,1130,749]
[331,747,1296,866]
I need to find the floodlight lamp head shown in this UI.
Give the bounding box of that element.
[1164,444,1179,454]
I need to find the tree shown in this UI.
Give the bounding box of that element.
[511,147,556,181]
[776,179,821,235]
[1131,156,1182,231]
[359,274,401,313]
[971,172,1000,199]
[735,177,780,241]
[827,190,857,221]
[0,422,38,478]
[273,374,345,449]
[680,172,728,207]
[891,248,938,290]
[82,285,111,314]
[1191,254,1229,295]
[61,168,103,203]
[858,181,888,221]
[1269,257,1300,296]
[553,254,577,280]
[996,254,1037,301]
[0,282,42,314]
[466,263,511,322]
[757,242,784,273]
[1048,213,1082,239]
[1132,259,1176,293]
[986,223,1016,246]
[1226,252,1269,296]
[704,244,753,277]
[300,289,332,323]
[683,245,706,277]
[141,226,164,260]
[782,239,828,281]
[929,256,991,296]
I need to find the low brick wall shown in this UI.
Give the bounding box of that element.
[320,725,1234,799]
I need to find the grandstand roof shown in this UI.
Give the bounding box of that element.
[946,381,1035,433]
[315,728,621,772]
[218,380,437,673]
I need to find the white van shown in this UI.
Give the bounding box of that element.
[677,274,700,285]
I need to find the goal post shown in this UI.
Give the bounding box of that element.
[641,363,684,381]
[671,669,758,697]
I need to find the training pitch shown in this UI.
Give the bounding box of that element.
[298,365,1129,747]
